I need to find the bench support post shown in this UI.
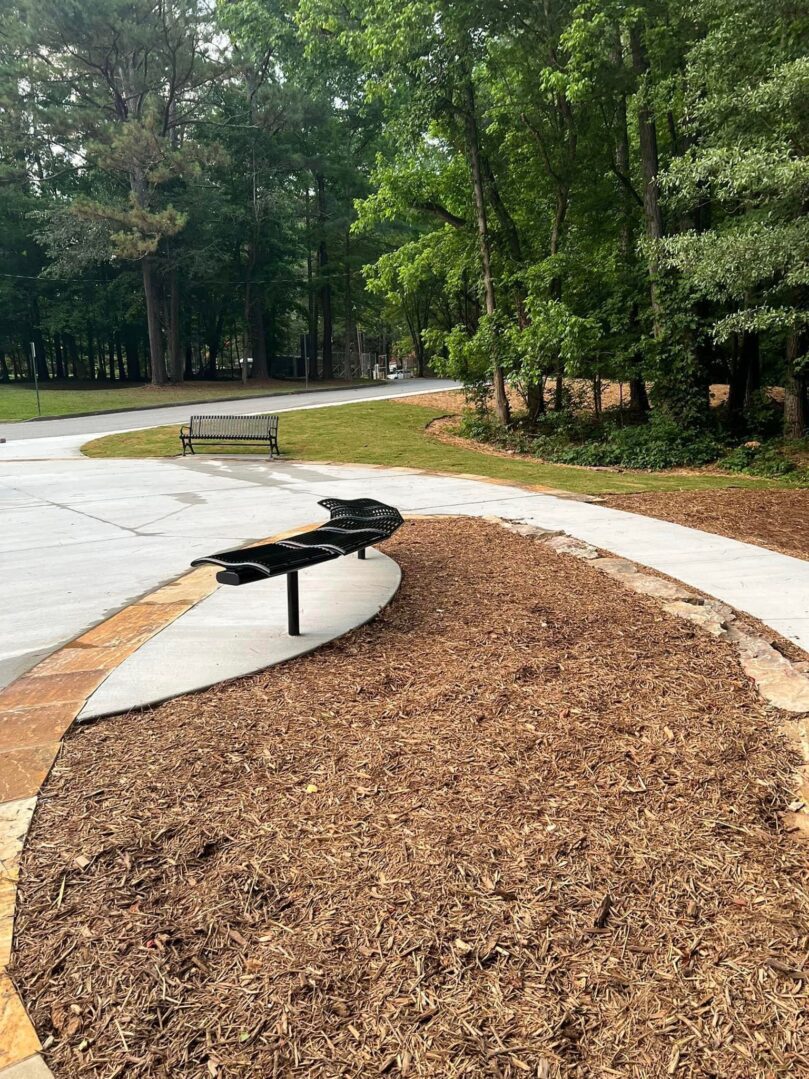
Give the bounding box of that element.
[358,548,366,560]
[287,571,300,636]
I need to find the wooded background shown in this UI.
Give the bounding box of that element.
[0,0,806,435]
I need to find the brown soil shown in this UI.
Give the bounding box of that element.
[13,520,809,1078]
[395,383,775,417]
[605,488,809,562]
[394,389,468,412]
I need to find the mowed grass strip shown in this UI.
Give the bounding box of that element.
[0,379,360,422]
[83,399,776,496]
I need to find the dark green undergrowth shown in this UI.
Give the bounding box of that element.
[460,408,809,482]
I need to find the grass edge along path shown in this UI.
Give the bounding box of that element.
[82,399,779,496]
[0,379,365,423]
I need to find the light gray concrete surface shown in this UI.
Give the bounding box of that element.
[78,547,400,719]
[2,424,808,698]
[0,379,459,442]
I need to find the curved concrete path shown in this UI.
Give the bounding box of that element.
[78,547,400,720]
[2,449,808,693]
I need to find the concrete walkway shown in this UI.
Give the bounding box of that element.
[2,449,809,695]
[78,547,401,720]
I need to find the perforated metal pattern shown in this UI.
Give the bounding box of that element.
[191,497,404,582]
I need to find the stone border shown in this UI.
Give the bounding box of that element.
[495,518,809,841]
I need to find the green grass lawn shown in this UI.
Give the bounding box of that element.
[0,379,361,422]
[82,399,779,495]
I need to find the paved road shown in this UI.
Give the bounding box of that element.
[3,442,809,692]
[0,378,460,442]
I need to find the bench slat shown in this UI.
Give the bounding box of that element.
[190,415,276,440]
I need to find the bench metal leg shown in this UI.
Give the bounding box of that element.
[287,571,300,636]
[358,548,366,560]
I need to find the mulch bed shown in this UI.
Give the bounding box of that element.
[13,520,809,1078]
[605,488,809,562]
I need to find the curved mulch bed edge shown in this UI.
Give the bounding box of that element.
[604,488,809,562]
[13,519,809,1078]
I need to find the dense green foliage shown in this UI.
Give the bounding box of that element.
[0,0,806,444]
[460,409,724,470]
[0,0,389,386]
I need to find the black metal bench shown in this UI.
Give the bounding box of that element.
[180,414,280,457]
[190,497,403,635]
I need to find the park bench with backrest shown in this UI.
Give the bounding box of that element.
[191,497,403,635]
[180,414,280,457]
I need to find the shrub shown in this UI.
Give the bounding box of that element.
[742,391,783,440]
[719,442,796,476]
[553,416,721,470]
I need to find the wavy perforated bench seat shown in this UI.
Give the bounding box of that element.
[191,497,404,635]
[180,414,280,457]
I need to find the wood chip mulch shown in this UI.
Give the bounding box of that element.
[605,488,809,562]
[12,519,809,1078]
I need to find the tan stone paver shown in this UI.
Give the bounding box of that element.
[140,566,217,605]
[0,672,106,711]
[0,746,60,805]
[0,976,40,1069]
[0,1055,54,1078]
[77,600,191,648]
[0,800,36,969]
[32,644,136,676]
[0,707,76,755]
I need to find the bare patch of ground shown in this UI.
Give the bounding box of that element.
[392,389,468,412]
[396,382,776,417]
[13,519,809,1078]
[605,488,809,562]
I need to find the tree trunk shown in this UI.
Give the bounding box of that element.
[143,258,166,385]
[463,75,509,426]
[743,332,760,409]
[305,186,318,379]
[53,333,66,379]
[614,31,650,413]
[87,325,95,380]
[124,329,141,382]
[167,266,183,383]
[629,378,650,413]
[629,24,664,330]
[344,226,353,380]
[526,381,545,425]
[245,283,268,381]
[316,173,333,381]
[204,310,223,378]
[30,299,48,381]
[727,332,752,422]
[116,334,126,381]
[65,333,79,379]
[0,351,8,382]
[784,329,807,438]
